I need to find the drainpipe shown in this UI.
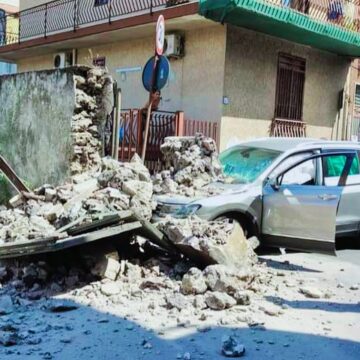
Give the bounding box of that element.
[343,64,352,140]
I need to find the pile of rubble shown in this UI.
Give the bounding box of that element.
[0,155,153,244]
[71,68,114,175]
[158,216,258,271]
[153,134,225,197]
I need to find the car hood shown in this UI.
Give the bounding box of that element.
[154,182,250,206]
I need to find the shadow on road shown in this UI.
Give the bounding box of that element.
[2,296,359,360]
[259,258,322,273]
[265,295,360,313]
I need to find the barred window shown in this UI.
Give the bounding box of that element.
[275,53,306,121]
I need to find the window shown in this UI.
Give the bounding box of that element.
[323,153,360,186]
[280,159,317,186]
[220,146,281,184]
[275,53,306,121]
[94,0,109,6]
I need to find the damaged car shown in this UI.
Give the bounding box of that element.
[154,138,360,254]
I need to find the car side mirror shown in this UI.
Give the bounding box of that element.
[267,176,280,191]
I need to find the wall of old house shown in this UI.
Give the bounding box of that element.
[19,0,46,11]
[0,70,74,190]
[17,24,226,123]
[219,26,351,151]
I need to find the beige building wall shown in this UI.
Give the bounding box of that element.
[219,26,350,150]
[20,0,47,11]
[17,24,226,122]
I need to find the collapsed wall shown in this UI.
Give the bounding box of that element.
[0,155,153,244]
[0,67,113,197]
[153,134,224,197]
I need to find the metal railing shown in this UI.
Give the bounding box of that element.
[270,118,307,137]
[266,0,360,32]
[0,0,192,47]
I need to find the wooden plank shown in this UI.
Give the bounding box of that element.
[0,221,142,259]
[129,213,178,254]
[0,155,30,193]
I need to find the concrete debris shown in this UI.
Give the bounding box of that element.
[158,217,257,270]
[1,155,152,244]
[181,267,207,295]
[71,68,113,175]
[153,134,225,198]
[205,291,237,310]
[221,335,245,357]
[299,286,323,299]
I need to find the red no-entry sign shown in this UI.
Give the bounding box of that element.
[156,15,165,56]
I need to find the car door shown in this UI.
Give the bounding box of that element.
[261,151,356,254]
[322,150,360,237]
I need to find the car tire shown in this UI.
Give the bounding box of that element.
[214,215,250,239]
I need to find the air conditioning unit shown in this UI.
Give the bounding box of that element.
[54,50,76,69]
[164,34,184,58]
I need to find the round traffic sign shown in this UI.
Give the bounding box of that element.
[142,55,170,92]
[156,15,165,56]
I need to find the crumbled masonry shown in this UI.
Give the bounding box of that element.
[157,216,258,270]
[71,67,114,175]
[153,134,225,197]
[0,155,153,244]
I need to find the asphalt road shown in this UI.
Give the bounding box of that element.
[336,237,360,266]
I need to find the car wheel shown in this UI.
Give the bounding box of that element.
[215,215,250,238]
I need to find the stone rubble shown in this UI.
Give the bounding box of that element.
[71,68,114,175]
[0,154,153,244]
[158,216,257,270]
[221,335,246,357]
[153,134,225,198]
[0,244,348,359]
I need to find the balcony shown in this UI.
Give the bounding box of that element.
[0,0,198,59]
[200,0,360,56]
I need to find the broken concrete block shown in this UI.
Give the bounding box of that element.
[91,257,121,281]
[221,335,245,357]
[8,194,24,208]
[100,282,121,296]
[299,286,323,299]
[205,291,236,310]
[43,204,64,223]
[44,188,57,202]
[203,265,238,295]
[181,268,207,295]
[159,218,256,270]
[165,293,190,311]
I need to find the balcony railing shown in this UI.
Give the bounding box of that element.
[266,0,360,32]
[0,0,192,47]
[270,118,307,137]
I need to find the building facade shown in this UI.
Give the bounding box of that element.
[0,0,359,149]
[0,0,18,75]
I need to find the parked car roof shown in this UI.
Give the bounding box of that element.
[231,137,360,153]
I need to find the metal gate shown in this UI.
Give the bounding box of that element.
[119,109,183,171]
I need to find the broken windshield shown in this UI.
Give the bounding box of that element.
[220,146,281,184]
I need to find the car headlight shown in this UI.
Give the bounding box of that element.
[175,204,201,218]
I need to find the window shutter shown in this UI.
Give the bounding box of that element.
[275,53,306,121]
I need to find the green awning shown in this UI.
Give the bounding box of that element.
[199,0,360,57]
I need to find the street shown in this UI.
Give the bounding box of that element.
[1,246,359,360]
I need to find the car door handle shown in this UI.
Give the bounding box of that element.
[318,194,338,201]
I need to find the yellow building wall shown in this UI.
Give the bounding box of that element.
[17,24,227,123]
[20,0,47,11]
[219,26,351,149]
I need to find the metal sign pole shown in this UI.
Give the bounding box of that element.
[141,15,165,162]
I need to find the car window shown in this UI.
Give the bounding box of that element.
[270,151,314,178]
[280,159,317,186]
[323,153,360,186]
[220,146,281,184]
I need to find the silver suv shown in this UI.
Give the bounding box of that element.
[154,138,360,254]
